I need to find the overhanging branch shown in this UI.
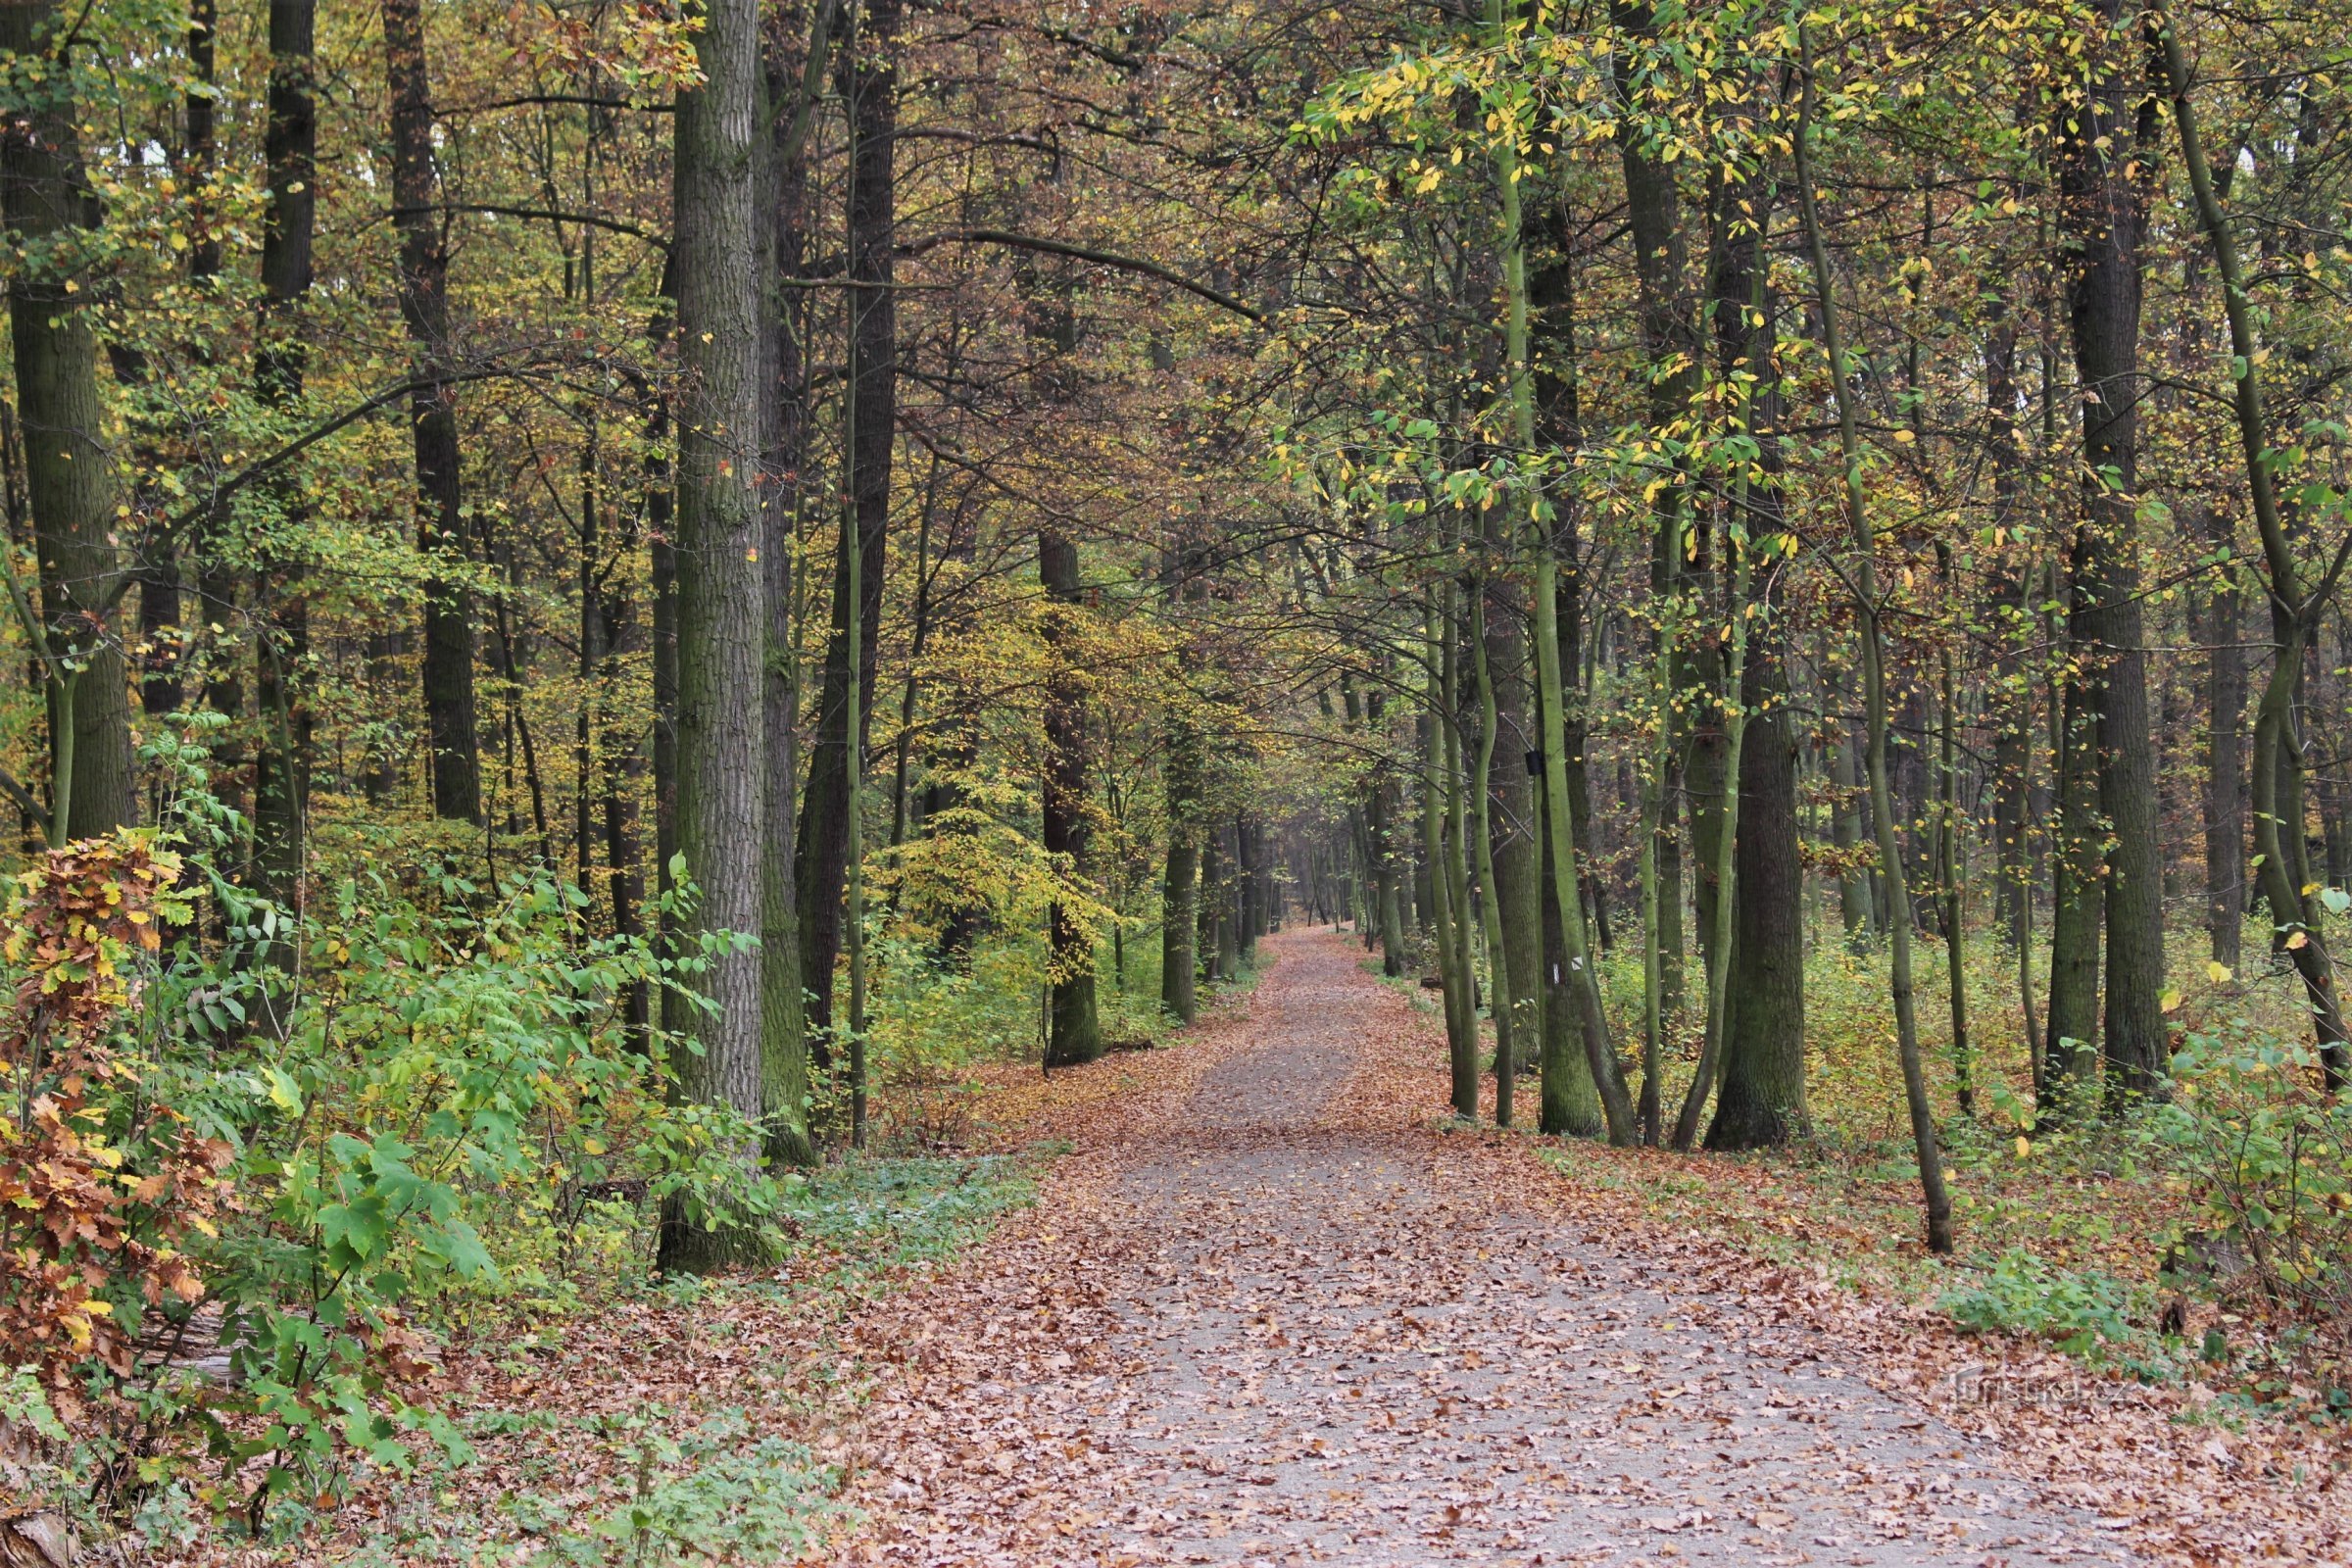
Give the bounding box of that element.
[901,227,1263,322]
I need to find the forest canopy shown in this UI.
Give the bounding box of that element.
[0,0,2349,1550]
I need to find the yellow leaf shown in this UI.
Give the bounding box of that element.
[2160,988,2182,1013]
[2014,1137,2032,1158]
[2207,960,2232,984]
[2286,929,2310,950]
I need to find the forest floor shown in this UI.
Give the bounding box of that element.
[827,927,2349,1567]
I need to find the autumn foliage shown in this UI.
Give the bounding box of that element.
[0,834,228,1408]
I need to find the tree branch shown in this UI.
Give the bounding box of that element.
[901,227,1263,321]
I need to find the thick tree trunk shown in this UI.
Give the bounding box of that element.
[382,0,481,825]
[1486,582,1544,1093]
[2044,667,2104,1092]
[1700,172,1806,1152]
[1709,626,1809,1149]
[0,0,134,841]
[658,0,767,1271]
[2058,0,2164,1097]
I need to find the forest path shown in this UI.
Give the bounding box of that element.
[838,929,2132,1567]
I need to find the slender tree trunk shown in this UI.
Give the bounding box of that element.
[1041,527,1102,1066]
[1468,570,1518,1124]
[658,0,767,1270]
[1938,547,1974,1116]
[1160,721,1200,1024]
[2157,1,2350,1081]
[1796,29,1952,1251]
[251,0,318,979]
[796,0,895,1041]
[382,0,481,825]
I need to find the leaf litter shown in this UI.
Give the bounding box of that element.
[828,928,2349,1566]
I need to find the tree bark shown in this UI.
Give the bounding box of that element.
[382,0,481,825]
[658,0,768,1270]
[1041,527,1102,1066]
[1159,719,1200,1023]
[796,0,895,1039]
[251,0,318,974]
[2057,0,2165,1098]
[0,0,135,841]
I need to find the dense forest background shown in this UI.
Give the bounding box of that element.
[0,0,2348,1551]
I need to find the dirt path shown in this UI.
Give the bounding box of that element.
[840,929,2137,1567]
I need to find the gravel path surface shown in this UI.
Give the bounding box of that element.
[846,929,2136,1567]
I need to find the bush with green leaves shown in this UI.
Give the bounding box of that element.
[1938,1249,2139,1356]
[2156,1024,2352,1326]
[4,731,795,1538]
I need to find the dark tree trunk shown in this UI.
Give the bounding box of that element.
[796,0,895,1038]
[252,0,318,968]
[0,0,135,843]
[1159,719,1200,1023]
[1703,171,1806,1151]
[1613,0,1700,1019]
[2057,0,2164,1097]
[1709,619,1809,1149]
[645,272,682,1041]
[382,0,481,825]
[1486,571,1544,1096]
[1041,527,1102,1066]
[758,25,820,1166]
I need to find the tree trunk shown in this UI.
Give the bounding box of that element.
[757,24,823,1167]
[1041,527,1102,1066]
[251,0,318,976]
[382,0,481,825]
[1159,722,1200,1024]
[658,0,767,1271]
[1795,29,1952,1251]
[795,0,895,1040]
[2059,0,2165,1098]
[0,0,134,841]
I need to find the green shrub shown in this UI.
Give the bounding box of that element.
[1939,1249,2136,1354]
[2156,1026,2352,1325]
